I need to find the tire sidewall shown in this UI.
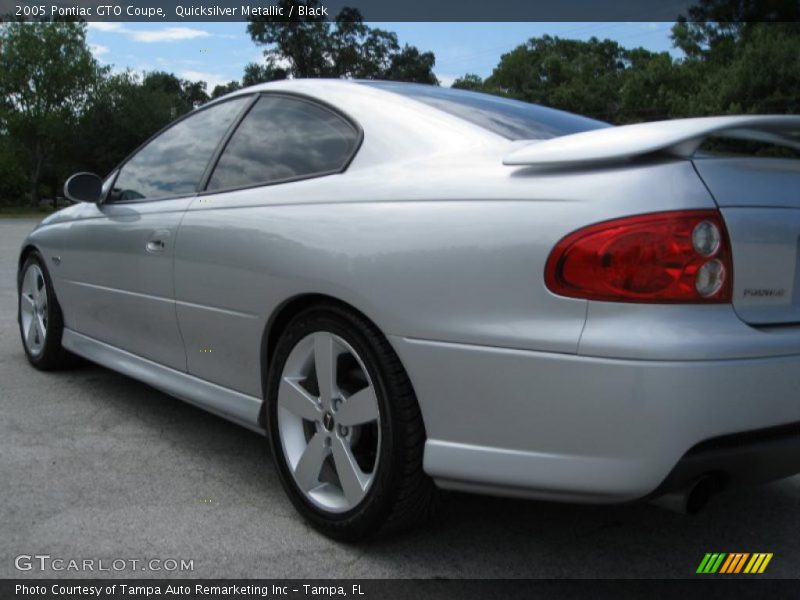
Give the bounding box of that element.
[18,252,64,368]
[266,307,403,540]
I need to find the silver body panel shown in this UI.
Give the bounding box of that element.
[55,198,191,370]
[172,157,712,397]
[62,329,262,432]
[19,80,800,501]
[693,157,800,325]
[399,335,800,500]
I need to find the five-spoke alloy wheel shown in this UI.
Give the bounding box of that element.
[18,252,72,370]
[19,263,48,357]
[277,331,381,513]
[266,303,439,540]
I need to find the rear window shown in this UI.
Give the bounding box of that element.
[361,81,609,140]
[207,95,359,191]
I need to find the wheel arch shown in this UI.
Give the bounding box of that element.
[17,244,39,283]
[258,293,398,428]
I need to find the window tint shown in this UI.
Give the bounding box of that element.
[111,97,249,201]
[207,95,359,191]
[361,81,610,140]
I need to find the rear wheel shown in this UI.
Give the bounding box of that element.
[18,252,74,370]
[266,303,439,540]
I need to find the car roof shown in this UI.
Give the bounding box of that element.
[216,79,607,143]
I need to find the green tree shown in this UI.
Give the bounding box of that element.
[73,72,164,178]
[448,0,800,126]
[248,0,330,77]
[671,0,800,61]
[212,80,242,99]
[181,79,210,108]
[0,137,26,206]
[384,45,438,85]
[484,36,628,121]
[326,11,404,78]
[668,4,800,119]
[702,23,800,115]
[247,0,438,83]
[241,61,288,86]
[451,74,485,91]
[140,71,209,113]
[0,21,102,206]
[618,48,697,122]
[71,70,212,180]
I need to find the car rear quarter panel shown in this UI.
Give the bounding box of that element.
[173,158,716,397]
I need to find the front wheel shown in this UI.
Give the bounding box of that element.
[18,252,74,370]
[266,304,439,540]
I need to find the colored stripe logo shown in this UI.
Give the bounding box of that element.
[697,553,773,574]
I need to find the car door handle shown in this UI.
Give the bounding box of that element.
[146,240,166,253]
[146,230,171,254]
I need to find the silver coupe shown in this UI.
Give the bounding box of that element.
[17,80,800,539]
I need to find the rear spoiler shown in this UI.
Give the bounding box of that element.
[503,115,800,167]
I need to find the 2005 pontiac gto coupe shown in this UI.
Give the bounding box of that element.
[17,80,800,539]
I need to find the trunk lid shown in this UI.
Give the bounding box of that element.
[693,157,800,325]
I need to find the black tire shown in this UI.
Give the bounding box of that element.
[266,302,440,541]
[17,251,75,370]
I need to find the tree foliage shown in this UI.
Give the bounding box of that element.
[0,21,102,205]
[246,0,438,83]
[0,23,217,206]
[485,36,630,121]
[241,61,288,86]
[458,15,800,124]
[72,71,213,181]
[451,74,484,91]
[670,0,800,60]
[383,45,437,85]
[698,23,800,115]
[212,80,243,99]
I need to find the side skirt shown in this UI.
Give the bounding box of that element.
[62,328,266,435]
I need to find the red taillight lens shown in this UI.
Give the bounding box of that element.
[545,210,732,303]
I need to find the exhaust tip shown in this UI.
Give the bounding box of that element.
[652,475,726,515]
[684,476,721,514]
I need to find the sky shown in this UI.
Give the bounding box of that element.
[86,22,678,91]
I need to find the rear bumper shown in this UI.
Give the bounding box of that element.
[390,335,800,502]
[651,422,800,496]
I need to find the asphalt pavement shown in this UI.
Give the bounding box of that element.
[1,217,799,579]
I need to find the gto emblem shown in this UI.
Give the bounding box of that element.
[743,288,786,298]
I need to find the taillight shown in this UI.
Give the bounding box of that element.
[545,210,732,303]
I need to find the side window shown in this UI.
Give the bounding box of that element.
[111,97,249,202]
[207,95,360,191]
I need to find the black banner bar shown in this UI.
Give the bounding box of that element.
[2,0,703,23]
[2,579,800,600]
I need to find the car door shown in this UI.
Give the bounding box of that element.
[56,96,252,371]
[174,93,362,395]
